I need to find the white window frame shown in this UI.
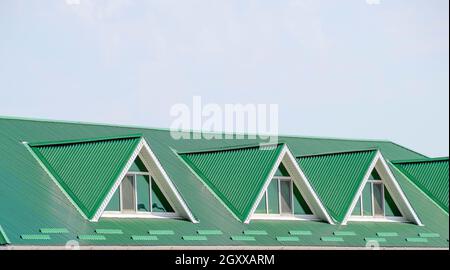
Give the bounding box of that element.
[349,177,407,223]
[103,171,181,219]
[252,176,319,221]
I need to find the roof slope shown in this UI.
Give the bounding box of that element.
[393,158,449,213]
[180,144,284,221]
[297,150,378,222]
[29,135,141,220]
[0,116,447,248]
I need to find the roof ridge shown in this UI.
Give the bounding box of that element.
[27,134,142,147]
[392,157,449,164]
[296,148,379,159]
[178,143,283,155]
[1,115,399,144]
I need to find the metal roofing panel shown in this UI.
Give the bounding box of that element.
[0,117,448,248]
[393,158,449,213]
[297,150,377,222]
[0,225,10,245]
[180,144,283,222]
[29,136,141,220]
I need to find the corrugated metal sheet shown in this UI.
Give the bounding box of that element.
[297,150,377,222]
[0,225,10,245]
[180,144,283,222]
[0,117,447,248]
[29,136,141,219]
[393,158,449,213]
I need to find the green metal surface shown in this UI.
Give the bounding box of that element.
[0,116,448,248]
[40,228,69,234]
[180,144,284,222]
[393,158,449,213]
[0,225,10,244]
[29,136,141,220]
[297,150,378,222]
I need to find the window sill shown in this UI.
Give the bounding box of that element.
[348,216,407,223]
[251,214,319,221]
[102,211,181,219]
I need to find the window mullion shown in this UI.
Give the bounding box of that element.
[149,176,153,213]
[371,182,374,217]
[291,180,294,215]
[134,174,137,212]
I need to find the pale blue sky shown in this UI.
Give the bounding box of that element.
[0,0,448,157]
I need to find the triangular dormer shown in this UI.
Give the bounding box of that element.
[180,144,333,224]
[343,151,422,225]
[28,135,197,222]
[102,155,178,219]
[251,163,316,220]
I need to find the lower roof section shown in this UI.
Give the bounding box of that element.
[392,157,449,214]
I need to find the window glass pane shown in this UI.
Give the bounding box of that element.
[384,187,402,217]
[129,156,148,172]
[274,163,290,177]
[267,179,280,214]
[136,175,150,212]
[105,188,120,211]
[362,183,373,216]
[255,192,267,214]
[293,184,312,215]
[280,180,292,214]
[373,183,384,216]
[121,175,135,212]
[151,179,174,213]
[352,196,362,216]
[369,169,382,180]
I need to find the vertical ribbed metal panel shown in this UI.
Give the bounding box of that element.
[297,150,377,222]
[393,158,449,213]
[30,136,141,219]
[180,144,283,221]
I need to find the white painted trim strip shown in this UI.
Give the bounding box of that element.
[141,139,198,223]
[92,140,144,221]
[244,146,287,224]
[378,154,423,226]
[245,145,334,224]
[341,152,378,225]
[342,151,423,226]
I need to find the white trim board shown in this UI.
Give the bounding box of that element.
[95,138,198,223]
[342,151,423,226]
[245,145,334,224]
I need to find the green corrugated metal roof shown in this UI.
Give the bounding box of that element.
[0,116,447,248]
[392,158,449,213]
[0,225,10,245]
[297,150,378,222]
[29,135,141,220]
[180,144,284,222]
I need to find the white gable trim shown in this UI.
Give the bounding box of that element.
[94,138,198,223]
[92,140,144,221]
[341,151,422,226]
[245,145,334,224]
